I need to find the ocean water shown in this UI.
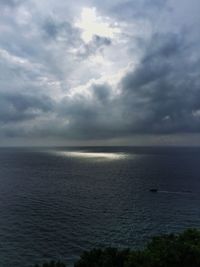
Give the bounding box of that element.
[0,146,200,267]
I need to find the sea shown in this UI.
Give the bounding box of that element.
[0,146,200,267]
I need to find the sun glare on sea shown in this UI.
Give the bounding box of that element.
[54,151,126,161]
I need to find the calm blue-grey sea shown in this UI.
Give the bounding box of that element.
[0,146,200,267]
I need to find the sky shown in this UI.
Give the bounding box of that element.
[0,0,200,146]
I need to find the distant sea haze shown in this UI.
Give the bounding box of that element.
[0,146,200,267]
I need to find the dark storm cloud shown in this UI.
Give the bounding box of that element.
[0,0,200,144]
[122,33,184,90]
[55,31,200,139]
[92,83,111,102]
[0,93,54,123]
[57,82,120,139]
[119,32,200,134]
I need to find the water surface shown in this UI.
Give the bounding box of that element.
[0,146,200,266]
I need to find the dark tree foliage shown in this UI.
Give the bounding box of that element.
[75,229,200,267]
[35,229,200,267]
[74,247,130,267]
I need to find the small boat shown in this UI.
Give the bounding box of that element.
[150,188,158,192]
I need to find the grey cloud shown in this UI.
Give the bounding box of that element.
[0,93,54,123]
[93,35,112,46]
[42,18,81,43]
[0,0,200,144]
[119,32,200,134]
[98,0,168,21]
[54,32,200,140]
[92,83,111,102]
[0,0,23,7]
[57,82,119,139]
[4,31,199,140]
[122,33,184,90]
[73,35,112,60]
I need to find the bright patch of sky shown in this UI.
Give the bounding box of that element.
[75,7,120,43]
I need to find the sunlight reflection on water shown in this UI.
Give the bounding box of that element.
[54,151,127,160]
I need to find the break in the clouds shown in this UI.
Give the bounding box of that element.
[0,0,200,145]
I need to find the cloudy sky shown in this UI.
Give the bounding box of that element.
[0,0,200,146]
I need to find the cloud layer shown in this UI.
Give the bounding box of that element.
[0,0,200,145]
